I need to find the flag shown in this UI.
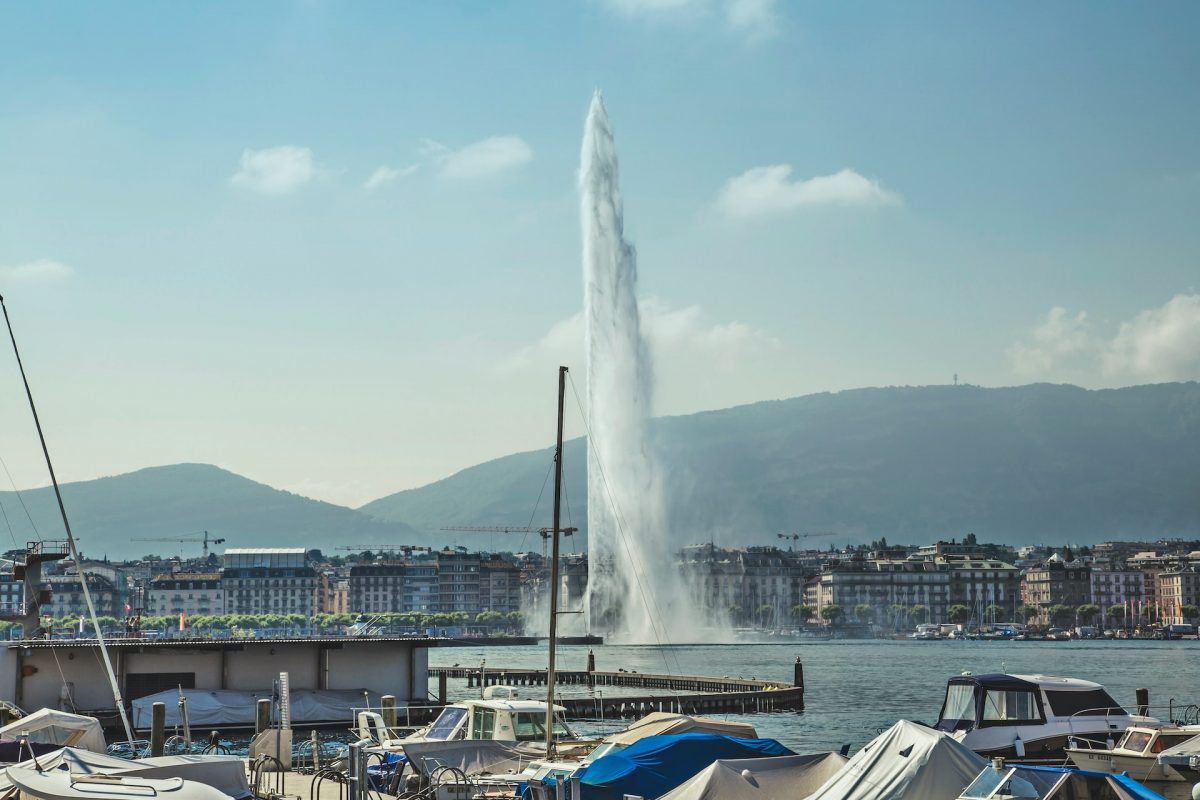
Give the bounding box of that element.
[179,612,186,632]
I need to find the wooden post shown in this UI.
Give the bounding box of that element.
[150,702,166,757]
[381,695,397,731]
[1135,688,1149,716]
[438,672,448,704]
[255,698,272,735]
[794,657,805,711]
[587,649,596,687]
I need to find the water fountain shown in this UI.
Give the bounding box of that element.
[579,92,726,643]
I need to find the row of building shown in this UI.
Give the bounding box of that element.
[14,537,1200,629]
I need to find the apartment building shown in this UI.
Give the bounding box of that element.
[221,548,318,617]
[147,572,224,617]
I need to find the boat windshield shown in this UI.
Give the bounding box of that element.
[981,689,1041,725]
[514,712,573,741]
[1119,731,1153,753]
[939,683,977,731]
[426,706,468,740]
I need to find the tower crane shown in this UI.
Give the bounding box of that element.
[130,530,226,558]
[334,545,433,557]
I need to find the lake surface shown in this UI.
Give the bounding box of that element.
[431,639,1200,753]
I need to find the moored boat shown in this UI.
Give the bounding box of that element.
[1066,723,1200,782]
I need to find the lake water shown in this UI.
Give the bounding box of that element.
[430,639,1200,753]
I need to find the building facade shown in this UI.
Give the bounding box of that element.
[221,548,318,617]
[1159,566,1200,625]
[1021,556,1092,626]
[436,550,480,614]
[147,572,224,617]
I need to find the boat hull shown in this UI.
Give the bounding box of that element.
[1066,748,1186,782]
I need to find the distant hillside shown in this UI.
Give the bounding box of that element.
[359,382,1200,549]
[0,464,415,559]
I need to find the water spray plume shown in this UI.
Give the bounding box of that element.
[580,91,731,644]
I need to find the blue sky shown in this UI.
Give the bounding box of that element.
[0,1,1197,506]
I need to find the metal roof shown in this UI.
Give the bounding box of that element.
[8,635,445,650]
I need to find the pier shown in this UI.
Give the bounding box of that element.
[429,657,805,718]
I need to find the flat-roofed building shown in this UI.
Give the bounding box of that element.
[148,572,224,617]
[221,548,318,617]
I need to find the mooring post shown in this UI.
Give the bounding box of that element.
[438,672,448,705]
[794,656,805,710]
[150,702,166,757]
[255,698,272,736]
[1136,687,1149,716]
[0,708,9,726]
[381,695,397,732]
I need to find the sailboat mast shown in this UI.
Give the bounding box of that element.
[544,365,567,755]
[0,296,136,747]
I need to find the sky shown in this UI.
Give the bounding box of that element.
[0,1,1197,508]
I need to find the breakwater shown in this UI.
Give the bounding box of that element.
[428,660,805,718]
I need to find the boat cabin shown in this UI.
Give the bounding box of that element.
[936,674,1126,735]
[414,699,575,743]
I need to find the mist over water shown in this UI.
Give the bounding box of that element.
[579,92,729,644]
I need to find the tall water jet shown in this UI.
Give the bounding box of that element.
[580,92,699,643]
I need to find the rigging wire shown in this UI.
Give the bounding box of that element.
[518,457,556,555]
[0,295,136,747]
[566,372,681,676]
[0,450,41,542]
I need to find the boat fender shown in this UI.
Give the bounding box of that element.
[1013,733,1025,758]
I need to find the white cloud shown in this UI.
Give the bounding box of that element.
[0,259,74,285]
[724,0,778,39]
[230,146,317,195]
[717,166,903,219]
[423,136,533,180]
[1007,294,1200,383]
[1103,293,1200,381]
[499,297,778,375]
[363,163,418,191]
[1007,307,1094,376]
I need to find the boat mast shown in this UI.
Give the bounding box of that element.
[0,296,136,747]
[544,365,567,756]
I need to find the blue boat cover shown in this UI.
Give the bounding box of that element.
[579,733,794,800]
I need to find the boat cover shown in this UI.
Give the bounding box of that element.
[1157,731,1200,761]
[804,720,985,800]
[400,740,529,776]
[0,748,251,799]
[1012,764,1168,800]
[5,765,230,800]
[579,733,793,800]
[602,713,757,747]
[0,709,106,753]
[657,753,848,800]
[132,688,386,727]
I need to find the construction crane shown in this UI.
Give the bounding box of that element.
[439,525,578,559]
[130,530,226,558]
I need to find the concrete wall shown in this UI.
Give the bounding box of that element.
[123,649,223,690]
[326,642,414,698]
[224,644,319,691]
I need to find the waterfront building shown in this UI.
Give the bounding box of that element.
[436,549,480,614]
[945,557,1022,619]
[478,557,522,614]
[1088,567,1145,625]
[0,570,23,617]
[42,572,120,618]
[221,548,318,617]
[1158,565,1200,624]
[813,557,949,627]
[147,572,224,617]
[326,577,350,614]
[678,544,809,628]
[1021,555,1092,626]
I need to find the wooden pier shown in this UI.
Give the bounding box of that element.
[428,659,805,718]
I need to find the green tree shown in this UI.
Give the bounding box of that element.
[820,604,845,627]
[888,604,908,624]
[506,611,525,634]
[792,604,814,624]
[854,604,875,624]
[1182,604,1200,622]
[1048,604,1075,626]
[909,604,929,623]
[948,605,971,624]
[756,605,775,628]
[1018,604,1041,623]
[1075,604,1100,624]
[984,604,1004,622]
[727,605,743,625]
[1107,604,1126,622]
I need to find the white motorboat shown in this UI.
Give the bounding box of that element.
[933,673,1155,759]
[1066,723,1200,782]
[5,767,232,800]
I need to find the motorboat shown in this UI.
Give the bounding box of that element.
[358,692,581,750]
[910,624,942,640]
[933,673,1155,760]
[1156,732,1200,784]
[955,759,1165,800]
[1065,723,1200,782]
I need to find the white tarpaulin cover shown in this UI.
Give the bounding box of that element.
[658,753,849,800]
[804,720,986,800]
[0,749,250,799]
[6,765,231,800]
[132,689,385,728]
[0,709,106,753]
[603,713,758,747]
